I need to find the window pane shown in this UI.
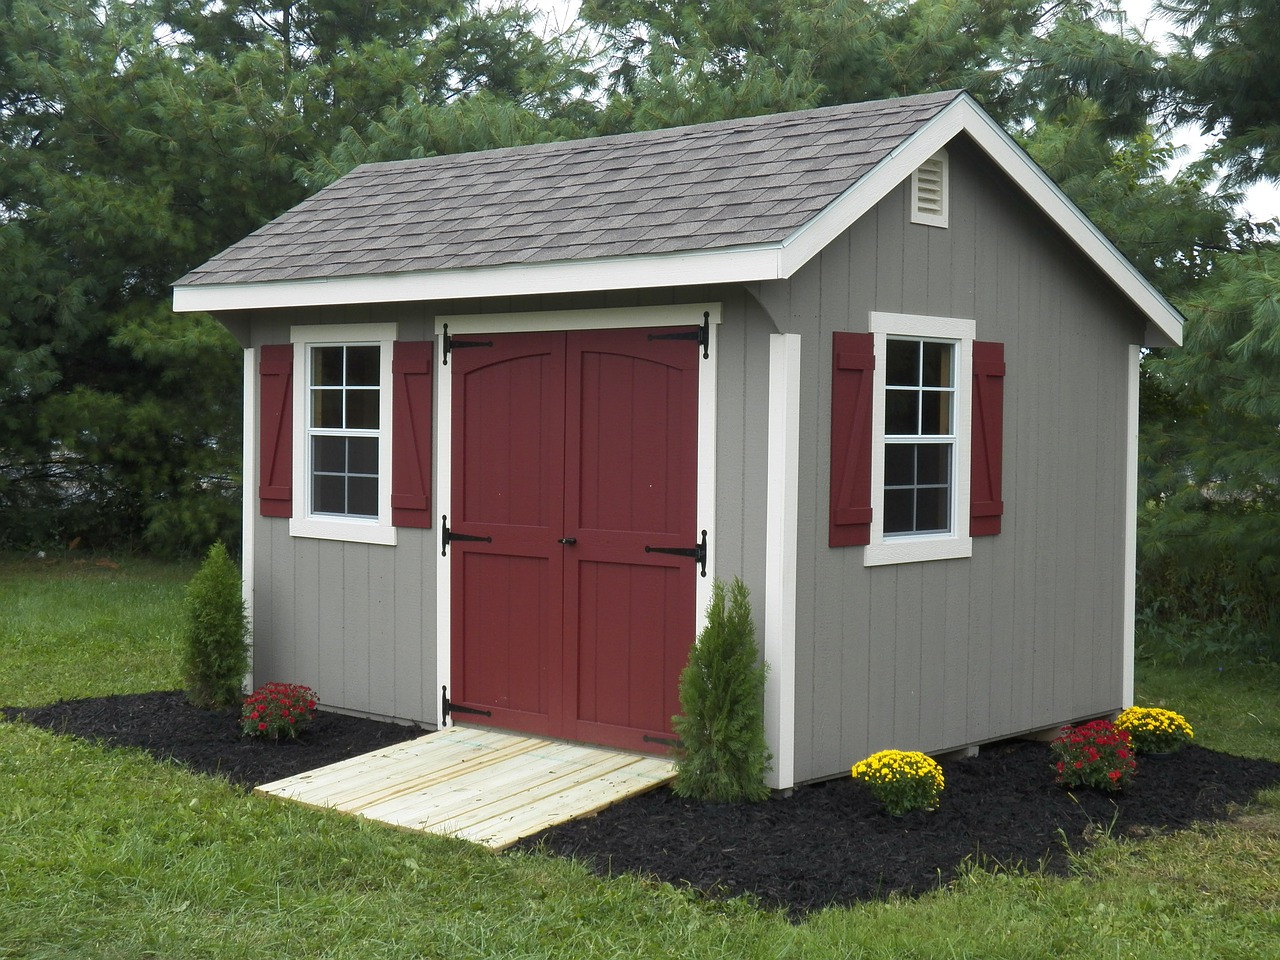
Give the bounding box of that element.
[313,389,343,428]
[347,437,378,475]
[313,435,346,473]
[920,391,952,435]
[885,444,915,486]
[883,489,914,534]
[886,339,919,386]
[915,487,950,533]
[313,346,344,386]
[922,341,952,387]
[346,346,380,386]
[345,388,379,429]
[915,444,951,484]
[347,477,378,517]
[314,474,346,514]
[884,390,919,435]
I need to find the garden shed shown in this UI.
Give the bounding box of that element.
[173,89,1183,790]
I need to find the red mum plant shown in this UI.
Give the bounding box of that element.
[1050,719,1136,792]
[241,682,319,740]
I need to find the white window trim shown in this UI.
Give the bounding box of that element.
[289,322,398,545]
[865,311,973,566]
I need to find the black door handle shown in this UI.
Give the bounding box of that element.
[558,537,577,545]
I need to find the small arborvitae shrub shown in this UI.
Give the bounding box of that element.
[851,749,945,816]
[242,682,318,739]
[671,576,772,803]
[1050,719,1137,791]
[1115,706,1195,754]
[182,541,250,708]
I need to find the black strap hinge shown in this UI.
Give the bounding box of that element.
[441,515,492,556]
[647,311,710,359]
[441,323,493,365]
[441,686,492,722]
[644,529,708,577]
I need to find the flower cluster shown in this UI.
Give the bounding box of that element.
[851,749,945,816]
[241,682,318,740]
[1115,706,1194,754]
[1050,720,1136,791]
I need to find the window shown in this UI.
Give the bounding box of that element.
[867,313,971,564]
[829,313,1004,564]
[289,323,397,544]
[883,338,956,536]
[309,344,381,518]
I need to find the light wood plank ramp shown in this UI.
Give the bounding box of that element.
[255,726,676,850]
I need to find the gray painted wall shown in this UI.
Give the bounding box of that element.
[233,135,1145,783]
[750,136,1144,782]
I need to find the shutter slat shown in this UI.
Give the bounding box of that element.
[258,344,293,518]
[830,332,875,547]
[970,340,1005,536]
[391,340,433,528]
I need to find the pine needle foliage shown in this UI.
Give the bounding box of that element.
[671,576,771,803]
[182,542,249,708]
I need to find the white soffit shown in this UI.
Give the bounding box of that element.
[172,94,1182,347]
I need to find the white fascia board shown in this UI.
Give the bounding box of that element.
[778,95,1184,348]
[172,246,786,314]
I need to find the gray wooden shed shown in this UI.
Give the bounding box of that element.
[174,90,1182,789]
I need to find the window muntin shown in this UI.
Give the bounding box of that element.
[883,338,956,537]
[308,345,380,519]
[289,322,397,545]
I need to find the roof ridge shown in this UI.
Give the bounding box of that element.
[352,89,967,177]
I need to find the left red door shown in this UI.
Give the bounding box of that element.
[448,332,566,737]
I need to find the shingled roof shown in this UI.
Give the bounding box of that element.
[179,90,960,288]
[173,89,1182,346]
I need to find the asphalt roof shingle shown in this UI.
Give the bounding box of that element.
[178,90,963,288]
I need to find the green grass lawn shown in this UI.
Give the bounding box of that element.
[2,556,1278,959]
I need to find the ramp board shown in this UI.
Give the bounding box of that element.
[254,725,676,850]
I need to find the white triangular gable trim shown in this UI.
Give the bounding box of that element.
[172,94,1181,346]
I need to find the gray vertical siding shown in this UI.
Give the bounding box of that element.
[248,303,438,725]
[234,139,1146,778]
[755,137,1144,783]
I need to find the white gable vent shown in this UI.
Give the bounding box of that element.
[911,150,949,228]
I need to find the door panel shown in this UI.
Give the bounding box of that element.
[449,333,565,734]
[452,325,700,751]
[564,328,700,749]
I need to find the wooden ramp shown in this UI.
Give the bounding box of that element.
[255,726,676,850]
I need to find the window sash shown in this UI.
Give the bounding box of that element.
[865,312,974,566]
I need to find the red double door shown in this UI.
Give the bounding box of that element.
[449,327,701,752]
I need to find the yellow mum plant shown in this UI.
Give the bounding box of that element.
[1115,706,1194,754]
[851,749,945,816]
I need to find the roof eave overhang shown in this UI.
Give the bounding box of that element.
[174,93,1183,348]
[171,243,790,314]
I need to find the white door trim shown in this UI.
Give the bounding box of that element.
[433,303,721,728]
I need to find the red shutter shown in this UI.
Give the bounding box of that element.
[391,340,433,528]
[258,344,293,518]
[830,332,875,547]
[970,340,1005,537]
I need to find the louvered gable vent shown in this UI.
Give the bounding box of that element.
[911,151,948,227]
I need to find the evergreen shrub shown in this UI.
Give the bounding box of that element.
[182,541,249,708]
[671,576,771,803]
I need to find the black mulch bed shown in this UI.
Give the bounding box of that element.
[7,690,1280,916]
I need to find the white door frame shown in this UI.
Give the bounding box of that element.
[433,303,722,728]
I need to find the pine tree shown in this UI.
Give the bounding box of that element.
[182,542,250,708]
[671,577,771,803]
